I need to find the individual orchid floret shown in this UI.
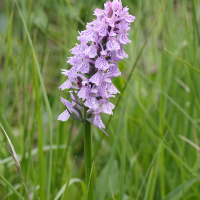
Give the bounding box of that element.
[58,0,135,134]
[93,113,105,129]
[58,97,83,122]
[95,56,109,71]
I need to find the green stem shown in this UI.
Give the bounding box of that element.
[0,174,24,200]
[32,50,45,200]
[84,108,94,200]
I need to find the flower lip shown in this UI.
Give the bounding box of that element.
[109,31,116,37]
[100,50,107,56]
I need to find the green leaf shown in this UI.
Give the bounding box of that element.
[0,174,24,200]
[165,48,200,74]
[32,8,48,29]
[61,157,77,200]
[95,160,119,199]
[95,103,126,200]
[162,175,200,200]
[14,1,54,198]
[54,178,86,200]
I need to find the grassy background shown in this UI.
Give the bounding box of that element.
[0,0,200,199]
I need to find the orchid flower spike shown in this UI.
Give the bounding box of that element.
[58,0,135,134]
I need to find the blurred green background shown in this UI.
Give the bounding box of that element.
[0,0,200,199]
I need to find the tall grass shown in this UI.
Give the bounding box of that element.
[0,0,200,199]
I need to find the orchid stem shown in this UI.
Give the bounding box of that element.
[84,107,94,200]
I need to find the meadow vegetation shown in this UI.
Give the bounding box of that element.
[0,0,200,199]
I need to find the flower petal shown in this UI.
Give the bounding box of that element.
[85,44,97,58]
[59,80,72,90]
[57,110,70,121]
[108,83,120,94]
[78,86,89,101]
[70,44,84,54]
[118,32,131,44]
[125,14,136,23]
[95,56,109,71]
[84,93,98,109]
[77,61,90,74]
[116,46,128,59]
[93,113,105,129]
[102,101,115,115]
[94,8,105,16]
[60,97,73,107]
[107,38,120,51]
[97,82,108,97]
[89,71,103,86]
[108,64,121,77]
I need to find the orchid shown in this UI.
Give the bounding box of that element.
[58,0,135,134]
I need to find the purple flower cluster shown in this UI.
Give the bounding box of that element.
[58,0,135,133]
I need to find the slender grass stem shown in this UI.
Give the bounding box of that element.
[14,1,54,198]
[160,7,165,198]
[85,0,94,23]
[192,0,200,47]
[0,174,24,200]
[32,50,45,200]
[84,107,94,200]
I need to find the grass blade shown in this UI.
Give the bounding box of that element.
[144,163,155,200]
[97,103,126,200]
[108,176,116,200]
[61,156,77,200]
[1,10,13,109]
[14,1,54,199]
[165,48,200,74]
[178,135,200,151]
[0,123,31,200]
[162,175,200,200]
[85,161,94,200]
[119,105,127,200]
[65,0,85,25]
[32,49,45,199]
[54,178,85,200]
[192,0,200,46]
[0,174,24,200]
[136,134,166,200]
[136,69,200,132]
[84,0,94,23]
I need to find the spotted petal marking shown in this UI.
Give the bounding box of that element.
[116,47,128,59]
[107,37,120,51]
[118,32,131,44]
[102,101,115,115]
[82,28,94,38]
[89,71,103,86]
[77,61,90,74]
[108,64,121,77]
[108,83,120,94]
[94,8,105,16]
[57,110,70,121]
[97,82,108,98]
[59,80,72,90]
[99,25,108,36]
[84,93,98,109]
[95,56,109,71]
[85,45,97,58]
[125,14,136,23]
[93,113,105,129]
[78,86,89,101]
[70,44,84,55]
